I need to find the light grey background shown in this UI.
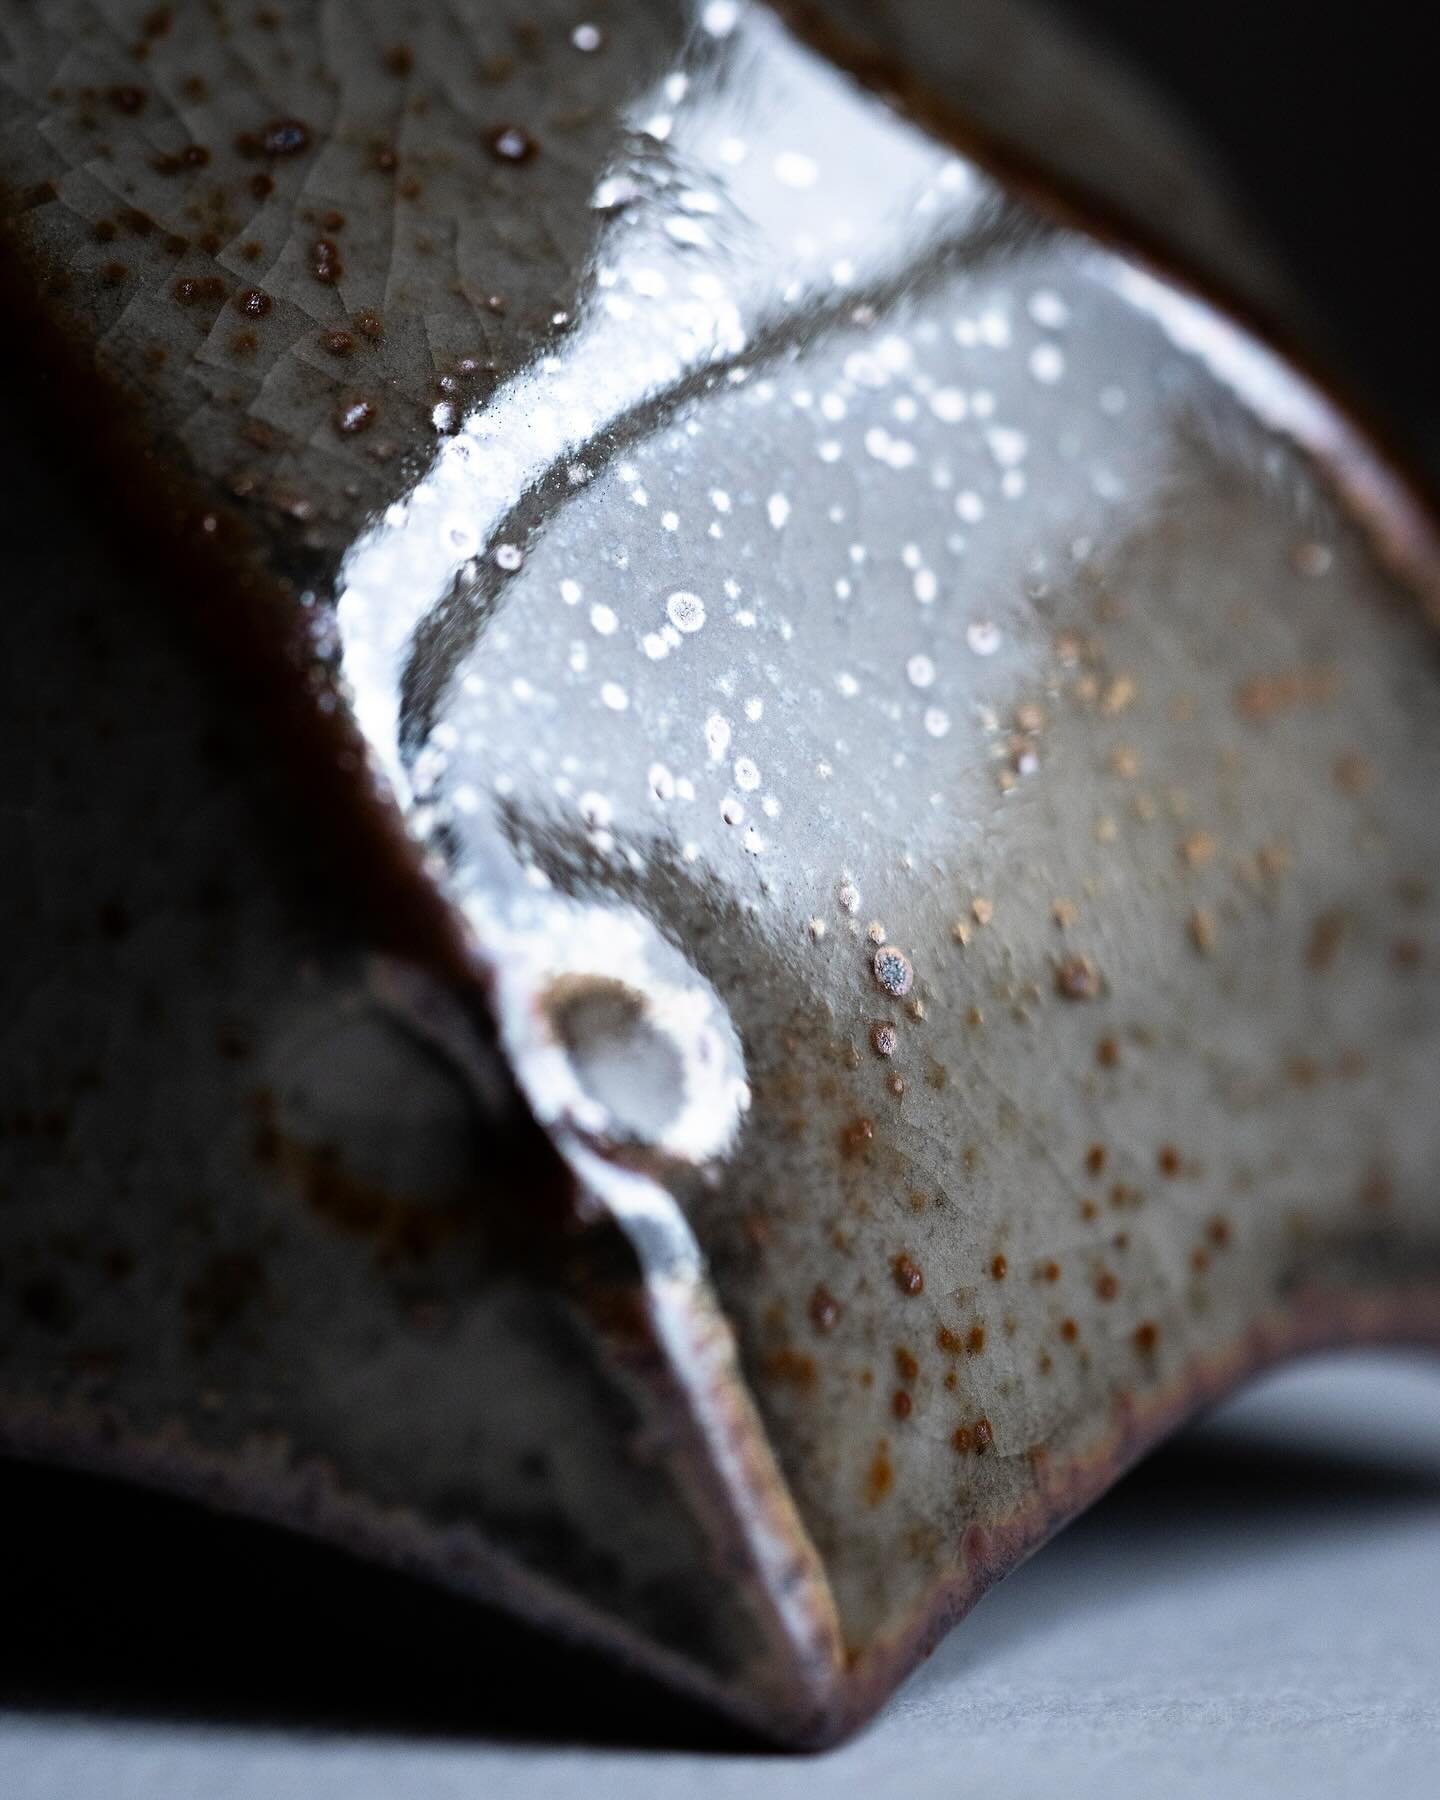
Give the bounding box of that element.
[5,1351,1437,1800]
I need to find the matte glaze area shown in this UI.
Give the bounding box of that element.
[2,0,1437,1745]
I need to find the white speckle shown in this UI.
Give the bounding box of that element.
[745,696,764,721]
[495,543,524,571]
[967,620,1002,657]
[660,510,680,531]
[907,654,936,689]
[706,712,732,760]
[569,645,589,674]
[774,150,819,189]
[590,603,618,635]
[930,386,967,423]
[571,22,603,51]
[835,671,860,698]
[648,762,676,800]
[1294,540,1334,578]
[453,783,480,815]
[560,578,582,605]
[578,790,612,827]
[600,682,629,711]
[1028,289,1070,329]
[767,493,791,530]
[720,795,745,825]
[838,878,860,914]
[956,490,985,524]
[733,756,761,791]
[702,0,740,36]
[986,426,1028,467]
[1029,343,1065,383]
[1100,384,1127,415]
[807,916,827,941]
[913,568,938,604]
[924,707,951,738]
[863,426,916,469]
[642,631,669,660]
[818,439,842,463]
[511,677,534,701]
[1001,469,1027,499]
[761,794,781,817]
[666,590,706,633]
[978,307,1011,347]
[820,392,847,421]
[717,135,747,165]
[742,824,764,854]
[710,488,732,513]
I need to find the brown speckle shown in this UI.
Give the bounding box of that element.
[1306,910,1348,972]
[809,1284,841,1333]
[383,43,415,76]
[1187,906,1217,955]
[1056,955,1100,1001]
[840,1116,874,1158]
[973,1416,994,1453]
[952,1426,973,1453]
[235,287,272,317]
[872,945,914,998]
[1085,1143,1107,1176]
[990,1254,1008,1281]
[1060,1318,1079,1342]
[109,84,148,113]
[891,1389,913,1420]
[1134,1320,1160,1354]
[870,1020,898,1057]
[1095,1270,1120,1301]
[1096,1036,1120,1068]
[321,329,355,356]
[765,1346,816,1389]
[893,1254,924,1296]
[966,1323,986,1354]
[865,1446,894,1504]
[1157,1145,1181,1177]
[173,275,226,307]
[309,237,344,283]
[894,1346,919,1383]
[263,117,311,157]
[1180,830,1217,867]
[1334,751,1376,795]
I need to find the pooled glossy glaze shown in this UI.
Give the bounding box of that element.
[1,0,1438,1746]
